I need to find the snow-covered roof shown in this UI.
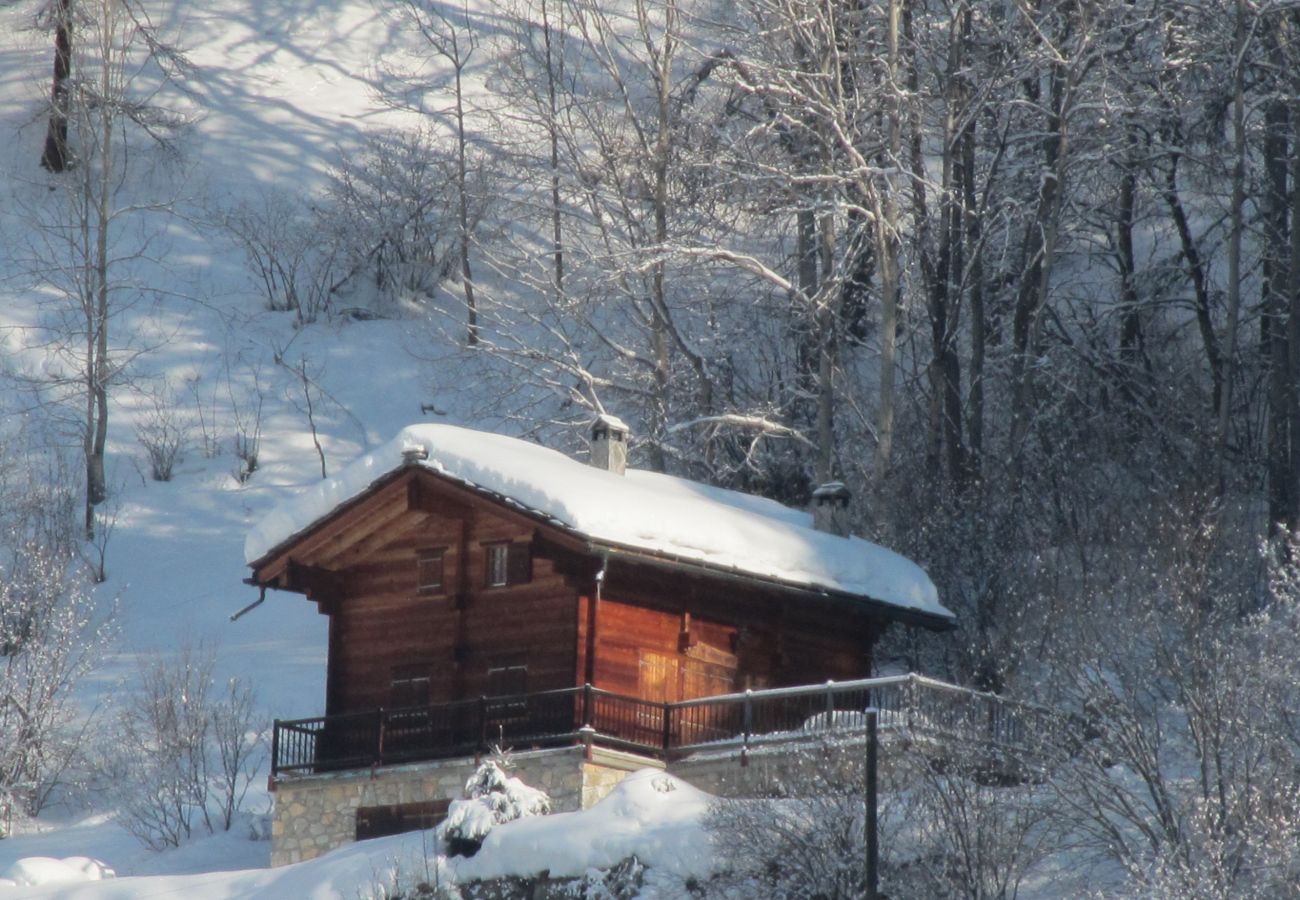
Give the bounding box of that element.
[245,424,951,623]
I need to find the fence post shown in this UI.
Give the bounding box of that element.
[583,683,593,728]
[376,708,386,767]
[271,720,281,777]
[825,679,836,728]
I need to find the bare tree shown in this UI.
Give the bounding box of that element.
[22,0,191,538]
[110,642,266,849]
[380,0,486,345]
[0,471,111,835]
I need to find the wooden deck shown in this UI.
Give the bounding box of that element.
[271,674,1068,778]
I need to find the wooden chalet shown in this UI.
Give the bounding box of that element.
[247,420,953,775]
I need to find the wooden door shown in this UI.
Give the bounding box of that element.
[636,651,678,745]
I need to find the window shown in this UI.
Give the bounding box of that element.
[390,665,431,709]
[416,548,445,595]
[485,542,510,587]
[356,799,450,841]
[487,664,528,698]
[484,541,531,588]
[486,662,528,718]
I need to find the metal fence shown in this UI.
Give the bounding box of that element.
[272,674,1064,776]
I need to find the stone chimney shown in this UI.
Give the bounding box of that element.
[589,414,630,476]
[811,482,852,537]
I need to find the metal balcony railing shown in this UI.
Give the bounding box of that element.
[271,674,1066,777]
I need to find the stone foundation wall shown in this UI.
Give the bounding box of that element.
[273,747,587,867]
[271,736,896,867]
[271,745,659,867]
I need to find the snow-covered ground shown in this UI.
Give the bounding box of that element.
[0,771,714,897]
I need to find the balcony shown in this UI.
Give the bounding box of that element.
[271,674,1067,778]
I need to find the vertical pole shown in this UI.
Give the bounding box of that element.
[271,720,281,777]
[478,695,488,753]
[866,707,879,899]
[741,689,754,767]
[661,699,672,756]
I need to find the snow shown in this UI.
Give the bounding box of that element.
[449,770,713,883]
[0,771,713,898]
[246,424,951,620]
[0,858,114,888]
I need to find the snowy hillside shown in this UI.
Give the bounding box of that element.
[0,0,498,884]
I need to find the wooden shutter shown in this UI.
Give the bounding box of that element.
[506,541,532,585]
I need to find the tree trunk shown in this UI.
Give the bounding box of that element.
[1216,0,1247,494]
[874,0,901,489]
[1116,126,1147,420]
[40,0,73,173]
[453,49,477,346]
[1162,151,1222,413]
[542,0,565,302]
[1263,87,1291,532]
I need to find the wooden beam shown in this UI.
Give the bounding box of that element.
[285,558,344,604]
[252,472,417,583]
[320,509,430,570]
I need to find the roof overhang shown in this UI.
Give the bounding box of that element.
[247,463,953,631]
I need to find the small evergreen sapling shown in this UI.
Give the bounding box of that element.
[438,757,551,857]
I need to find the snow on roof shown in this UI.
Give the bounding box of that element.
[245,424,951,621]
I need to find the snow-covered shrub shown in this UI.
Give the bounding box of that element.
[319,128,460,313]
[438,758,551,858]
[135,380,189,482]
[884,753,1059,899]
[220,191,338,325]
[702,740,871,900]
[1037,516,1300,898]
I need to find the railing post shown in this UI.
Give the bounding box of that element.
[478,695,488,753]
[376,708,386,767]
[583,683,593,728]
[826,679,835,729]
[661,701,672,756]
[271,719,281,777]
[865,707,879,899]
[906,673,918,730]
[742,690,753,767]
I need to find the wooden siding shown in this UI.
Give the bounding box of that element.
[306,473,580,716]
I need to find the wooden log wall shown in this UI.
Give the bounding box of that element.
[325,503,578,716]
